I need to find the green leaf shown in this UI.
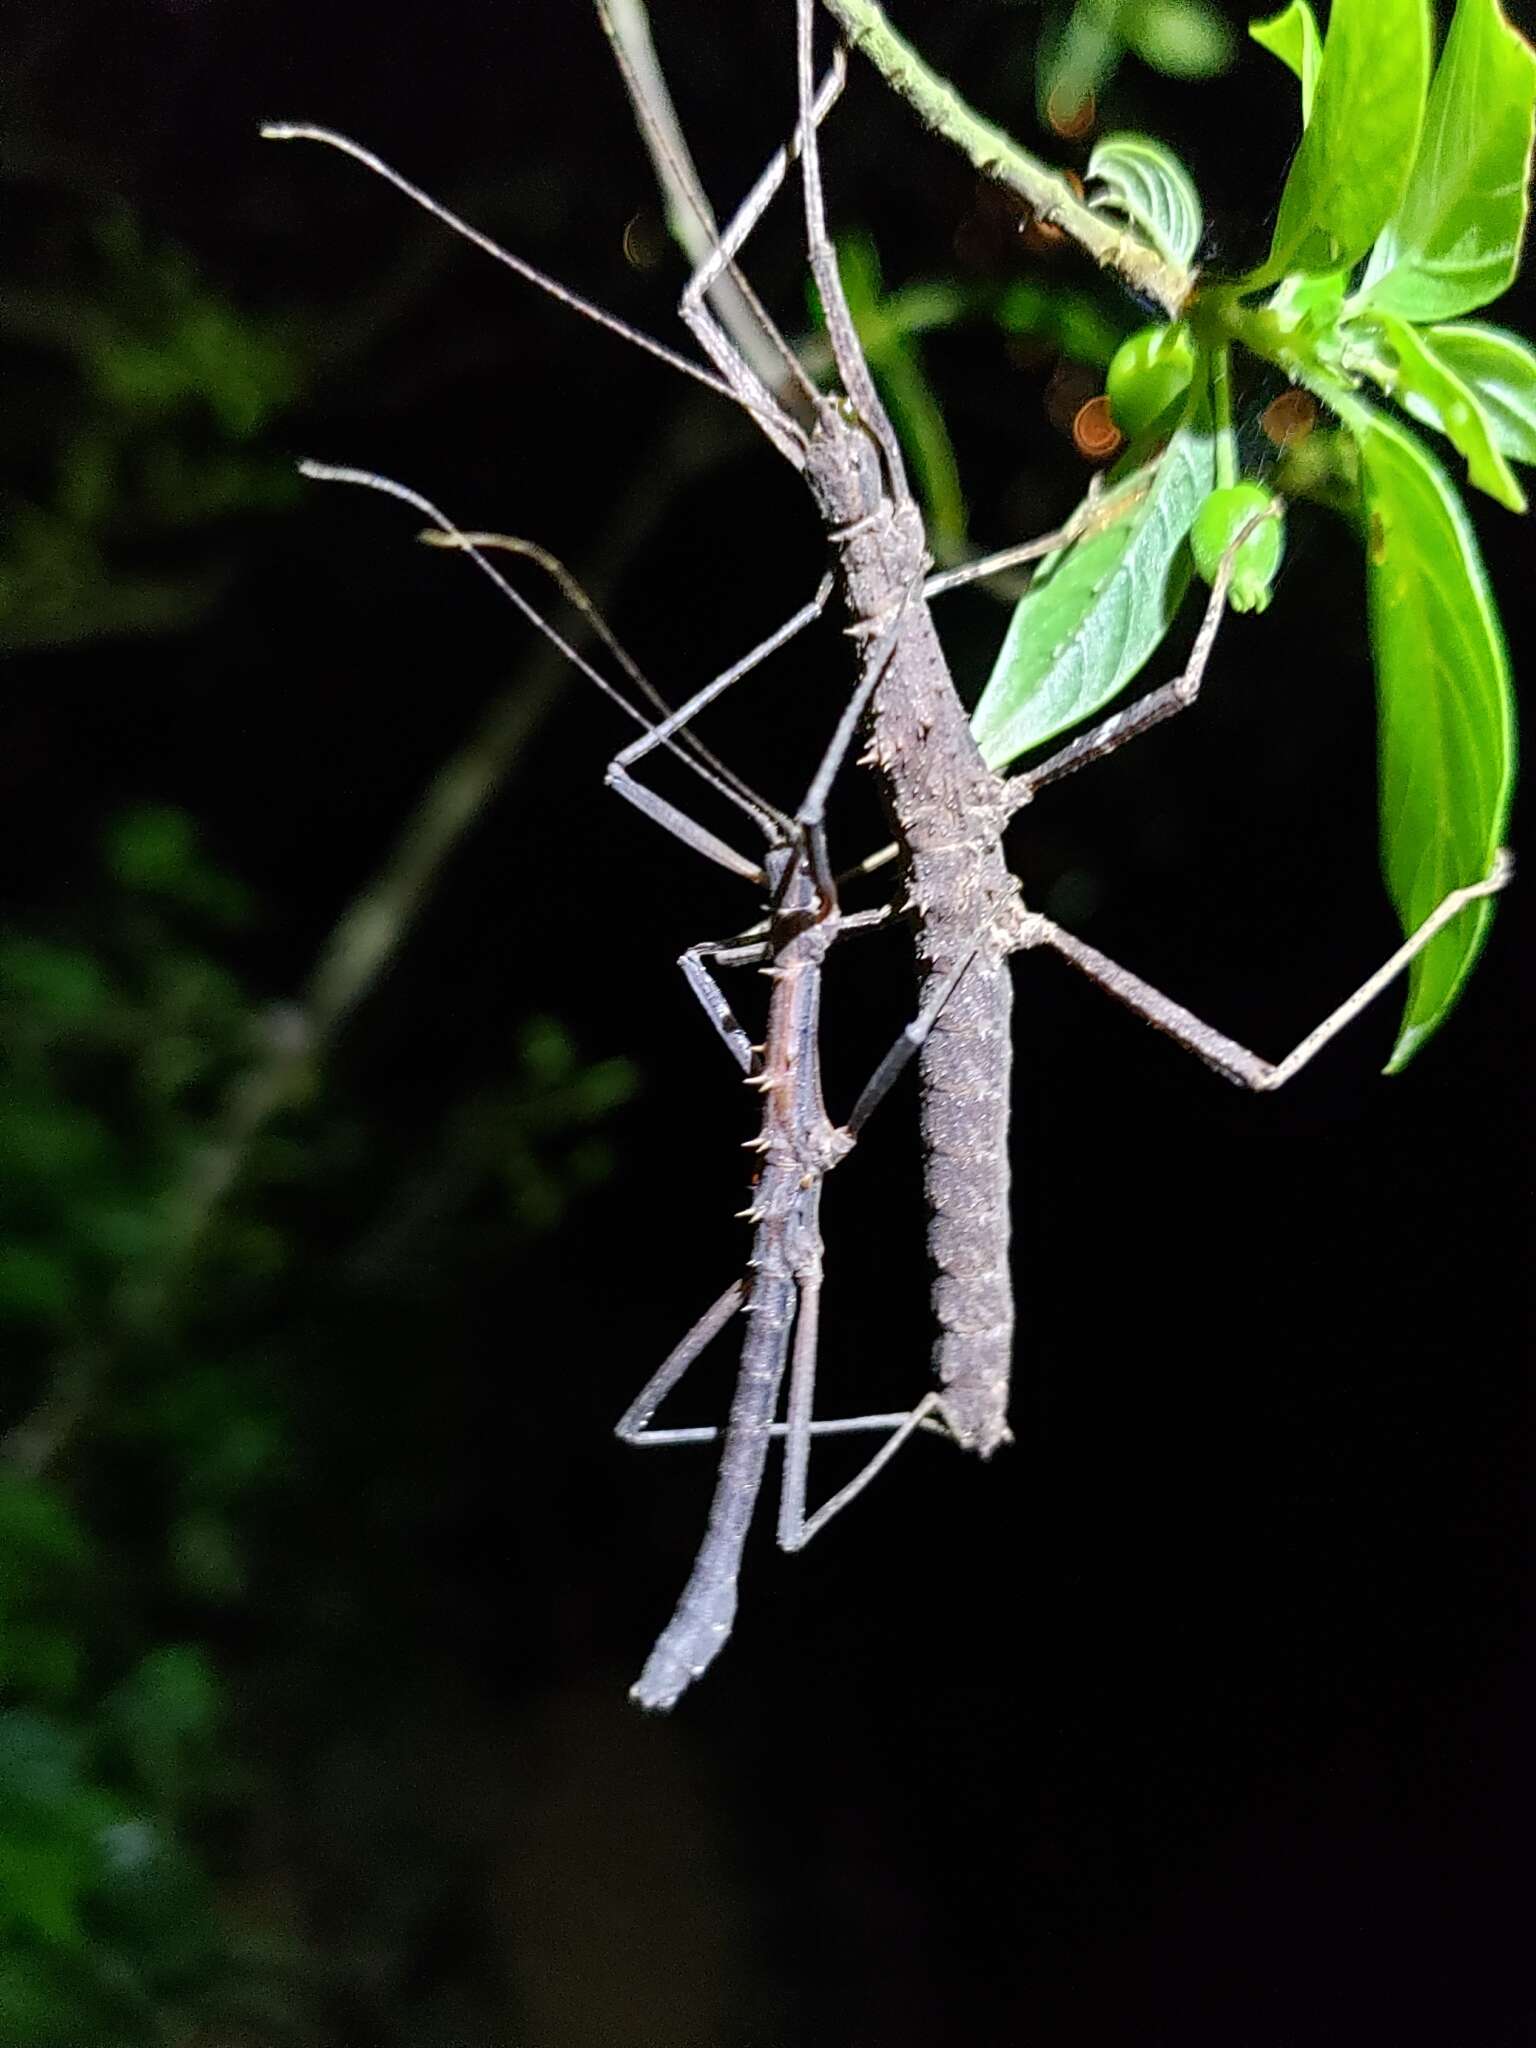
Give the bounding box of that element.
[1123,0,1237,78]
[1371,313,1526,510]
[970,411,1216,768]
[1252,0,1430,284]
[1249,0,1323,123]
[1400,321,1536,466]
[1359,407,1513,1067]
[1358,0,1536,321]
[1087,133,1204,268]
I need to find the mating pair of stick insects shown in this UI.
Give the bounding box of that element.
[270,0,1510,1709]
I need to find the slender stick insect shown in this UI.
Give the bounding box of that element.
[291,461,984,1710]
[265,0,1510,1704]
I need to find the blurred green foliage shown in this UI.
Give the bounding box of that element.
[1041,0,1237,125]
[0,811,635,2042]
[0,207,303,651]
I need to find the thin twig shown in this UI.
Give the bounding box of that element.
[595,0,818,421]
[1,396,744,1477]
[817,0,1195,317]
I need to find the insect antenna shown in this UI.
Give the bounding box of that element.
[297,460,790,841]
[415,525,785,826]
[260,124,793,449]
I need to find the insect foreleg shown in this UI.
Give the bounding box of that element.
[1000,509,1266,818]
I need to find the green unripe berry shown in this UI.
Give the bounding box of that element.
[1190,483,1284,614]
[1105,322,1197,438]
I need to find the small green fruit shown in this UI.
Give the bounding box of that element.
[1105,322,1197,438]
[1190,483,1284,613]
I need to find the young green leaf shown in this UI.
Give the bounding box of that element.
[1371,313,1526,510]
[1399,321,1536,465]
[1359,407,1514,1068]
[1249,0,1429,286]
[1357,0,1536,322]
[1088,133,1204,269]
[970,413,1216,769]
[1248,0,1322,123]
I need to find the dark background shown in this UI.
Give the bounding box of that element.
[3,2,1532,2042]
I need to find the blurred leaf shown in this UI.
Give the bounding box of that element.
[0,1713,88,1822]
[0,940,112,1026]
[104,808,199,893]
[0,1099,113,1190]
[169,1513,246,1602]
[0,1473,91,1572]
[1122,0,1236,77]
[994,280,1126,368]
[835,236,968,553]
[0,1832,92,1945]
[0,1245,78,1329]
[0,1628,84,1704]
[102,1649,221,1806]
[1040,0,1234,119]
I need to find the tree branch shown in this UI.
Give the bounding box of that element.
[818,0,1195,318]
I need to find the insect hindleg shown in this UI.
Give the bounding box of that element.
[1027,854,1512,1090]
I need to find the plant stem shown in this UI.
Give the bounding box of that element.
[818,0,1194,317]
[1211,342,1237,488]
[596,0,813,416]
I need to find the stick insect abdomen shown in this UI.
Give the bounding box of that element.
[807,418,1022,1457]
[632,904,849,1711]
[631,1251,798,1710]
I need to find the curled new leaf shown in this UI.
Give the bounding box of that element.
[1398,322,1536,467]
[1358,0,1536,322]
[1087,134,1204,269]
[970,411,1216,769]
[1359,407,1514,1068]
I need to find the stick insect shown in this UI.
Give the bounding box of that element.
[266,0,1510,1705]
[292,460,981,1709]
